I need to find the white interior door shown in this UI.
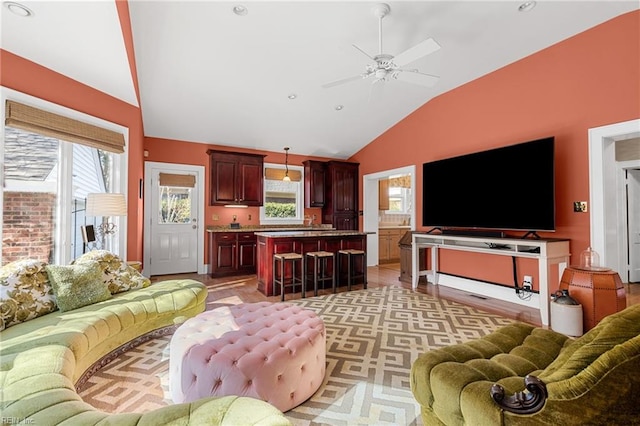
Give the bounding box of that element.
[628,169,640,283]
[144,163,204,276]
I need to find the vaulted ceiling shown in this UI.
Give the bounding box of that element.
[2,1,638,158]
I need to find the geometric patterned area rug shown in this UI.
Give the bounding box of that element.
[77,285,514,425]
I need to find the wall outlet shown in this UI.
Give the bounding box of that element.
[212,214,219,221]
[248,214,252,221]
[523,275,533,290]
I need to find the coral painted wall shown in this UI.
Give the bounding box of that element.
[350,11,640,290]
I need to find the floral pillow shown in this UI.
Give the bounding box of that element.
[73,250,150,294]
[0,259,57,331]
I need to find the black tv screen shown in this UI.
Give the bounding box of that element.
[422,137,555,232]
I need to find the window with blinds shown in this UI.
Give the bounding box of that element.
[2,98,127,264]
[157,173,195,224]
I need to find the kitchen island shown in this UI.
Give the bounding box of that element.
[255,230,367,296]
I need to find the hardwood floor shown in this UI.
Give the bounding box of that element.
[151,264,640,328]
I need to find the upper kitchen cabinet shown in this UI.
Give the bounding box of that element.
[303,160,326,208]
[207,150,266,206]
[379,179,390,210]
[323,160,359,230]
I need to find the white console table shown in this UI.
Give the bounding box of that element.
[411,233,570,326]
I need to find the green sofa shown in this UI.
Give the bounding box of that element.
[410,303,640,425]
[0,278,291,425]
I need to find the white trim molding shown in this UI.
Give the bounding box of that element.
[589,118,640,276]
[363,165,416,266]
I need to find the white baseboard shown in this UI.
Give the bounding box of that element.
[436,274,541,310]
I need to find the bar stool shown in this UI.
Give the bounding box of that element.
[273,252,304,301]
[304,251,336,296]
[338,249,367,291]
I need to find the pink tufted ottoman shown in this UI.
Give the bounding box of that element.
[169,301,326,412]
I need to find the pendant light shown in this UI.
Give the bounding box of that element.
[283,147,291,181]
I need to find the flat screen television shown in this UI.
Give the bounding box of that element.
[422,137,555,232]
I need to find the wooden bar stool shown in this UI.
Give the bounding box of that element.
[338,249,367,291]
[304,251,336,296]
[273,252,304,301]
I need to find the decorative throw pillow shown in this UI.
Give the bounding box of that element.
[73,250,151,294]
[46,261,111,312]
[0,259,57,331]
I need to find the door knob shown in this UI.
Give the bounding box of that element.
[192,225,197,229]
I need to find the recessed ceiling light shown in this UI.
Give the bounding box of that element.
[335,105,344,111]
[232,5,248,16]
[287,94,297,100]
[4,1,34,17]
[518,1,536,12]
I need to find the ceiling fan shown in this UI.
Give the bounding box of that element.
[322,3,440,89]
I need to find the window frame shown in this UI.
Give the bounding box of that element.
[1,87,129,264]
[260,162,304,225]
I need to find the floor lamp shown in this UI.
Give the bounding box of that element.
[86,193,127,253]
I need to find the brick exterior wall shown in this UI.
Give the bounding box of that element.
[2,192,56,265]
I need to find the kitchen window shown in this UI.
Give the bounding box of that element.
[387,174,412,214]
[260,163,304,224]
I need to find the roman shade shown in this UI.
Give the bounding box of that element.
[5,100,125,153]
[265,167,302,182]
[615,138,640,161]
[388,175,411,188]
[159,173,196,188]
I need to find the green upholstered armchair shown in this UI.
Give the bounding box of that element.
[410,303,640,425]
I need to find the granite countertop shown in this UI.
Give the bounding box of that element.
[254,230,370,238]
[206,224,335,233]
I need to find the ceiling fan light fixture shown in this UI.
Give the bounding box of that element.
[518,1,537,12]
[321,2,440,91]
[232,5,248,16]
[4,1,33,17]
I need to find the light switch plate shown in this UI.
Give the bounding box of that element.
[573,201,588,212]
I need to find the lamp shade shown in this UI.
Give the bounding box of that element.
[86,193,127,217]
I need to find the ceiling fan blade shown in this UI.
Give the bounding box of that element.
[393,38,440,67]
[352,44,375,60]
[397,69,439,87]
[322,73,369,89]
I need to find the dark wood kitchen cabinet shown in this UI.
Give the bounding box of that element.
[207,150,265,206]
[322,161,359,230]
[209,232,257,277]
[303,160,326,208]
[236,232,258,273]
